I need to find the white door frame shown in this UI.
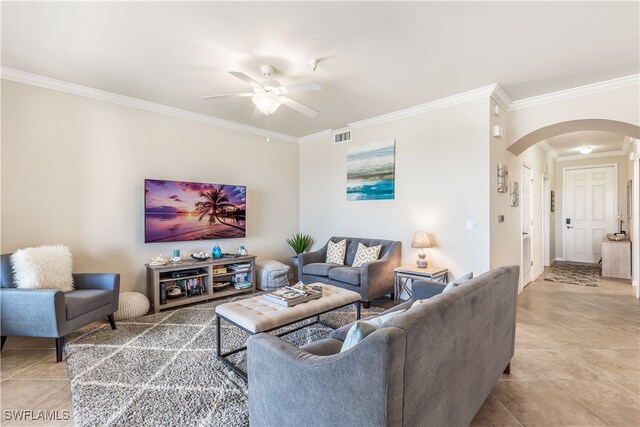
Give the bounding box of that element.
[561,163,618,263]
[631,140,639,297]
[543,176,551,267]
[521,162,534,288]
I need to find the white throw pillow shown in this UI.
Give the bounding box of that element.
[340,309,405,352]
[326,239,346,265]
[10,245,74,291]
[351,242,382,268]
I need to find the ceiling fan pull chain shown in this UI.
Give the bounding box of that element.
[266,115,270,143]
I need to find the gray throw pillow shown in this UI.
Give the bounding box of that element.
[442,272,473,293]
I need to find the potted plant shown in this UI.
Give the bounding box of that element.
[286,233,314,280]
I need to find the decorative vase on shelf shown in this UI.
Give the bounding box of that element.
[212,243,222,259]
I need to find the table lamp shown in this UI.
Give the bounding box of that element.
[411,232,432,268]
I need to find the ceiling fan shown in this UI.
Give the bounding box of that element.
[202,65,321,118]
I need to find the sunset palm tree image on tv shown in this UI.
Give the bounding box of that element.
[145,179,246,243]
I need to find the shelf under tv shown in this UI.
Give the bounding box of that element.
[158,272,209,283]
[146,255,256,313]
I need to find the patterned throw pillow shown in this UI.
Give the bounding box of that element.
[326,239,346,265]
[351,242,382,268]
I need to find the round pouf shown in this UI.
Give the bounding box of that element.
[114,292,150,321]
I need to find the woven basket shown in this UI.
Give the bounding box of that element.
[114,292,150,321]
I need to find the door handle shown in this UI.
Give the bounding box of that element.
[566,226,573,229]
[522,232,528,236]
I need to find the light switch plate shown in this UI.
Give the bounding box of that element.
[498,215,505,223]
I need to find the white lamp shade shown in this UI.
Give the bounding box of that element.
[252,93,281,115]
[411,232,432,248]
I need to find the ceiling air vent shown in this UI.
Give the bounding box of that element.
[333,129,352,144]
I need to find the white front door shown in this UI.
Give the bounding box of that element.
[564,166,616,263]
[522,165,533,287]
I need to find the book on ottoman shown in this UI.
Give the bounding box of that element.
[263,283,323,307]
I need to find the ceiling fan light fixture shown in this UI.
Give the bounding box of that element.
[579,146,593,154]
[252,92,281,115]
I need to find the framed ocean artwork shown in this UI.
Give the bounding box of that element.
[347,140,396,201]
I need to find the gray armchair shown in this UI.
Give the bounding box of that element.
[411,279,448,300]
[298,237,401,308]
[0,253,120,362]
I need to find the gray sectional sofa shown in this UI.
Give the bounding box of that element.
[248,265,519,426]
[298,236,401,307]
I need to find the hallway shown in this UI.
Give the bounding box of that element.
[473,271,639,426]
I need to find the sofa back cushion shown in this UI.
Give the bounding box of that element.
[388,265,519,426]
[329,237,396,267]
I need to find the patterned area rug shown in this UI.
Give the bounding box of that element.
[544,262,601,287]
[64,294,383,427]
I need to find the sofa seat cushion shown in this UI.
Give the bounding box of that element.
[328,267,361,285]
[302,263,340,277]
[65,289,113,320]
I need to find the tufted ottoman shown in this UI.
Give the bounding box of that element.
[214,284,361,380]
[114,292,150,320]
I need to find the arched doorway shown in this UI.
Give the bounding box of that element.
[508,119,640,156]
[508,119,639,291]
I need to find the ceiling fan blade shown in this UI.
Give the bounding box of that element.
[201,93,254,100]
[279,81,322,94]
[281,97,319,118]
[228,71,263,88]
[251,107,261,121]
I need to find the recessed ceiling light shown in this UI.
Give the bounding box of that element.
[579,146,593,154]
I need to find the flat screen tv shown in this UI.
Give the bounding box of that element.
[145,179,246,243]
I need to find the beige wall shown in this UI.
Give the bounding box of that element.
[490,98,556,289]
[1,81,300,293]
[299,99,491,280]
[554,155,628,260]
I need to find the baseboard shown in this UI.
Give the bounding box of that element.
[533,269,544,280]
[555,258,565,262]
[633,280,638,287]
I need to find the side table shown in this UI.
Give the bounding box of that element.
[394,264,448,303]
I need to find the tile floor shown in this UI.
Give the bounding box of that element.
[1,270,638,426]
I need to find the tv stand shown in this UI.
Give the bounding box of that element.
[146,255,256,313]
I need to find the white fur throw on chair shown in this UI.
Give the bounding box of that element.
[10,245,74,291]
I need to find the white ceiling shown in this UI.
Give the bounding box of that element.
[2,2,639,137]
[546,131,627,157]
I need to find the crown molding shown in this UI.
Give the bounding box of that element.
[490,84,513,111]
[298,129,333,144]
[347,84,497,130]
[537,140,559,160]
[1,67,299,144]
[509,74,640,111]
[556,150,627,162]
